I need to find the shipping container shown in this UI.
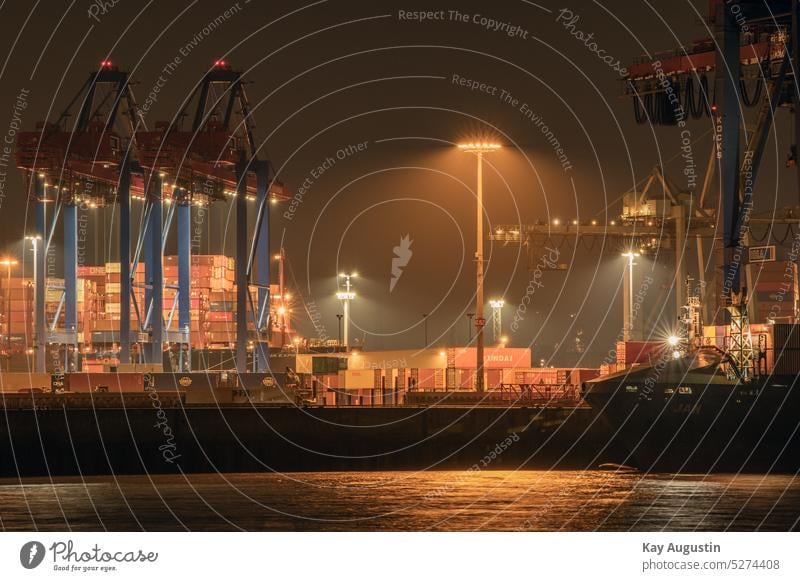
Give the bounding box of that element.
[616,341,663,365]
[66,372,144,392]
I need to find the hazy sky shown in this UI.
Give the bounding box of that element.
[0,0,795,365]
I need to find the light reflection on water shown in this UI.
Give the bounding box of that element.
[0,471,798,531]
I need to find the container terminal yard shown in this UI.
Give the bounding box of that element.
[1,0,800,478]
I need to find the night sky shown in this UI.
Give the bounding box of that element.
[0,0,795,364]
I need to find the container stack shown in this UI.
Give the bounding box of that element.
[0,277,33,355]
[0,254,293,360]
[773,323,800,375]
[195,255,236,349]
[752,261,798,323]
[92,262,145,345]
[77,278,99,345]
[615,340,663,367]
[163,255,207,347]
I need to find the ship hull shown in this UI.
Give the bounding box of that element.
[583,365,800,473]
[0,405,616,477]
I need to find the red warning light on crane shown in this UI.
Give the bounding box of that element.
[214,59,228,68]
[100,60,113,68]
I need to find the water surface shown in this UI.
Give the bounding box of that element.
[1,471,798,531]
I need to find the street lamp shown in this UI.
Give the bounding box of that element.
[25,236,41,333]
[621,251,640,341]
[336,272,357,349]
[274,249,286,346]
[1,258,19,370]
[458,141,501,392]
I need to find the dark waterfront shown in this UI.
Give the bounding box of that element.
[1,471,798,531]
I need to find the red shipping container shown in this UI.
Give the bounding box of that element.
[616,341,662,365]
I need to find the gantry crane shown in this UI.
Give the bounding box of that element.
[137,60,287,373]
[16,60,288,374]
[625,0,799,373]
[16,61,142,373]
[496,0,799,351]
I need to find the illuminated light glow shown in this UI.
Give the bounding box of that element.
[610,220,616,226]
[277,306,286,315]
[667,335,680,347]
[439,351,446,356]
[100,60,113,68]
[215,59,228,68]
[500,335,509,344]
[621,251,640,258]
[591,220,597,226]
[672,350,682,359]
[489,299,505,308]
[336,291,356,300]
[572,219,578,225]
[457,141,502,152]
[552,219,560,226]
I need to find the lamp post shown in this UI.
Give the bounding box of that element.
[336,272,357,349]
[458,141,501,392]
[466,312,474,343]
[274,249,286,347]
[1,258,19,370]
[25,237,41,345]
[422,313,428,346]
[621,251,640,341]
[336,314,343,345]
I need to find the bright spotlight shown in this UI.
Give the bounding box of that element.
[457,142,502,152]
